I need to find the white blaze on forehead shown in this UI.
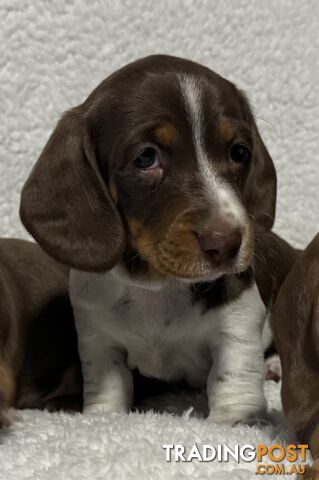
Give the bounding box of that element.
[178,74,211,182]
[178,74,246,227]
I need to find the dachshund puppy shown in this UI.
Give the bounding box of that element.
[20,54,277,424]
[0,238,82,426]
[272,233,319,478]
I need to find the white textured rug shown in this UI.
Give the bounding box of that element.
[0,383,306,480]
[1,1,318,479]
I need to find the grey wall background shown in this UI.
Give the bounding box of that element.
[1,0,318,248]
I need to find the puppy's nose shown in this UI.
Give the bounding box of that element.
[196,224,242,265]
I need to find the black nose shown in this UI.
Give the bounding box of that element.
[196,224,242,266]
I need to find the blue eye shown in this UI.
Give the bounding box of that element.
[134,148,158,169]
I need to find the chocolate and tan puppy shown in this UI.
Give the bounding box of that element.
[272,233,319,478]
[0,238,82,426]
[20,54,280,424]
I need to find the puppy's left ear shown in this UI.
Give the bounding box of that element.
[239,91,277,231]
[20,107,125,272]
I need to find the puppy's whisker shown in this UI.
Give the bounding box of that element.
[253,252,267,265]
[255,116,273,126]
[258,211,274,219]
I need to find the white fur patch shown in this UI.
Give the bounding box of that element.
[178,75,208,175]
[178,74,246,229]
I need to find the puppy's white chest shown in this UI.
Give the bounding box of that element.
[70,271,216,386]
[113,289,213,385]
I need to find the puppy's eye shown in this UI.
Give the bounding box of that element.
[134,148,159,170]
[229,143,251,164]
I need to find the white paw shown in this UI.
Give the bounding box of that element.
[209,410,265,425]
[0,407,21,427]
[84,402,127,415]
[209,399,267,425]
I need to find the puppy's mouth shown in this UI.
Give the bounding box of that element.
[123,220,254,283]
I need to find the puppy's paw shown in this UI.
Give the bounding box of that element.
[208,410,239,425]
[209,401,267,426]
[84,402,127,415]
[265,354,282,382]
[0,407,20,428]
[208,410,266,426]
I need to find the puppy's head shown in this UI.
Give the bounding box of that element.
[20,55,276,283]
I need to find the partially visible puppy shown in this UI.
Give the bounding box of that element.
[0,238,82,427]
[271,233,319,478]
[254,230,301,309]
[254,230,301,381]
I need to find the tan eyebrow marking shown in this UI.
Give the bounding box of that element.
[219,117,235,142]
[154,124,177,147]
[109,179,118,204]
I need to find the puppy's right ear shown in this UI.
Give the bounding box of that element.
[20,108,125,271]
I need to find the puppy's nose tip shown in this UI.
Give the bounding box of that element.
[196,228,242,265]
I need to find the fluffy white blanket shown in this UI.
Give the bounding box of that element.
[0,383,307,480]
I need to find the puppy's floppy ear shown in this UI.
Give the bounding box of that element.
[239,91,277,231]
[20,108,125,271]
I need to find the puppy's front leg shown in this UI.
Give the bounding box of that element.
[70,272,133,414]
[207,283,266,424]
[79,338,133,414]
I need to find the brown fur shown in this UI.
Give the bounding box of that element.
[0,363,15,426]
[271,234,319,477]
[254,230,301,308]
